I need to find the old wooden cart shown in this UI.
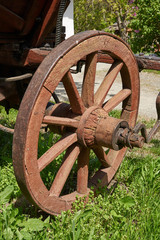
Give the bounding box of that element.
[0,0,159,215]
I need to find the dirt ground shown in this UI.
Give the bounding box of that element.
[96,63,160,120]
[138,71,160,120]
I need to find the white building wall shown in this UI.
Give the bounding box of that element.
[62,0,74,39]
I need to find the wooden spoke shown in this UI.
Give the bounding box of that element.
[38,133,77,172]
[77,147,90,194]
[62,71,85,114]
[49,144,80,197]
[94,61,124,106]
[43,116,79,128]
[103,89,131,113]
[93,146,112,167]
[82,52,97,107]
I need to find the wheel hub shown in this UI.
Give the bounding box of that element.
[45,103,145,150]
[77,107,129,150]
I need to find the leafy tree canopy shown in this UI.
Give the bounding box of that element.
[129,0,160,53]
[74,0,133,42]
[74,0,160,53]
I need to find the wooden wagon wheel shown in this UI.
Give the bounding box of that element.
[13,31,140,215]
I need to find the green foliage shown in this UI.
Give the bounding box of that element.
[0,185,14,205]
[74,0,160,53]
[0,200,49,240]
[0,108,160,239]
[143,69,160,75]
[137,117,156,129]
[0,107,20,197]
[109,109,121,118]
[18,218,45,232]
[74,0,133,42]
[128,0,160,53]
[74,0,111,32]
[0,106,18,128]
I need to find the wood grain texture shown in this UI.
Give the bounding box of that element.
[12,31,140,215]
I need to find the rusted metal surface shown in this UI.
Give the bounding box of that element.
[132,92,160,143]
[117,127,145,149]
[12,31,140,215]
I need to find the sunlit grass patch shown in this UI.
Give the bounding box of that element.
[0,108,159,239]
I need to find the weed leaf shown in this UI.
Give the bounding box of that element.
[0,185,14,204]
[110,210,123,218]
[88,227,95,240]
[20,230,32,240]
[120,196,135,208]
[16,230,23,240]
[19,218,45,231]
[3,227,13,240]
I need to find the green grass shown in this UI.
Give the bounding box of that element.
[0,107,160,239]
[142,69,160,75]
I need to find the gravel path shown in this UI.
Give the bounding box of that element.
[55,63,160,120]
[95,63,160,120]
[138,71,160,119]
